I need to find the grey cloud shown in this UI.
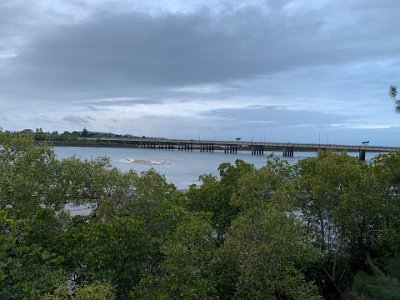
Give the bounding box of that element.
[0,1,45,51]
[0,114,10,122]
[1,0,399,146]
[110,108,352,144]
[83,98,163,107]
[31,115,54,124]
[88,105,99,111]
[84,115,95,120]
[63,115,92,124]
[2,1,400,103]
[202,105,353,127]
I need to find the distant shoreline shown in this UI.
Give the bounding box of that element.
[47,140,145,148]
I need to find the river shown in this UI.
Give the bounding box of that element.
[54,146,378,189]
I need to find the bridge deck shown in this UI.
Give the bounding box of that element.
[90,137,400,153]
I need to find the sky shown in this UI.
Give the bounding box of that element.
[0,0,400,145]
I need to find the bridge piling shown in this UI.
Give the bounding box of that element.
[224,144,237,154]
[178,143,192,151]
[359,149,366,161]
[283,146,294,157]
[252,145,264,155]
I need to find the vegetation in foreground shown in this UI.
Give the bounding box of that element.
[1,133,400,299]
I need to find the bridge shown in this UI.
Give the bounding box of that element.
[77,137,400,161]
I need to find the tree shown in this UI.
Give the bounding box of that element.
[132,215,219,299]
[288,151,400,297]
[221,204,320,299]
[44,282,116,300]
[185,160,254,242]
[231,156,293,210]
[0,209,66,299]
[352,263,400,299]
[0,134,60,218]
[5,132,400,298]
[81,127,89,137]
[369,152,400,270]
[63,216,155,299]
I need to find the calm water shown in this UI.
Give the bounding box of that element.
[54,147,378,189]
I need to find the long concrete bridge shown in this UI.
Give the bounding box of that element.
[80,137,400,161]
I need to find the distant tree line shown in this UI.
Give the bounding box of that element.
[0,133,400,299]
[0,128,138,143]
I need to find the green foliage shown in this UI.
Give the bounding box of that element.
[0,135,59,217]
[44,282,116,300]
[43,283,69,300]
[133,215,219,299]
[0,209,66,299]
[185,160,254,241]
[353,267,400,299]
[231,156,292,210]
[2,134,400,299]
[222,204,320,299]
[289,151,400,297]
[63,216,155,299]
[74,282,116,300]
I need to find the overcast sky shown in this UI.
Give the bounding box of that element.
[0,0,399,145]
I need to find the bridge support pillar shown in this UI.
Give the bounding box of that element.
[203,144,210,152]
[178,143,192,151]
[359,149,366,161]
[251,145,264,155]
[157,143,174,150]
[224,144,237,154]
[283,146,294,157]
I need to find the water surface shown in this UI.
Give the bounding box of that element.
[54,147,378,189]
